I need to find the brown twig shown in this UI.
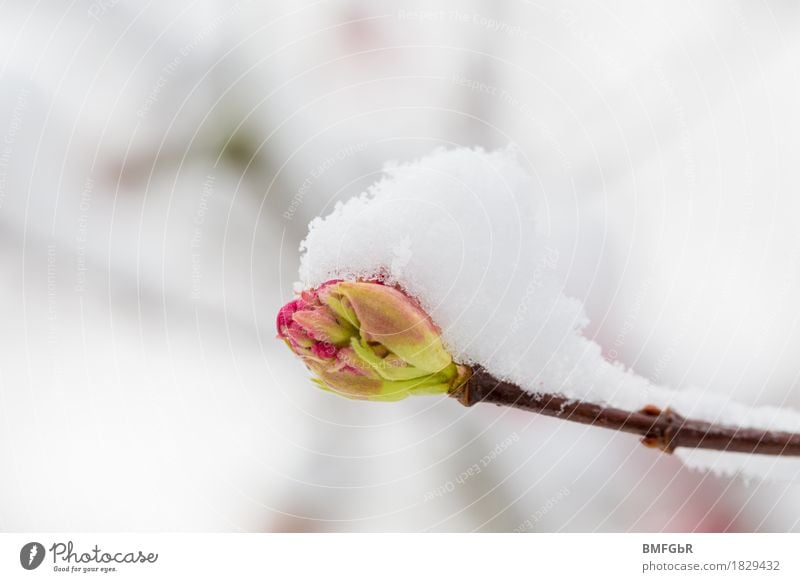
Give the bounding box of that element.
[450,366,800,456]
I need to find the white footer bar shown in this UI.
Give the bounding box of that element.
[1,533,796,581]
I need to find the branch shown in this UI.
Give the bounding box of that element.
[450,367,800,456]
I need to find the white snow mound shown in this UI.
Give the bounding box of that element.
[298,146,800,476]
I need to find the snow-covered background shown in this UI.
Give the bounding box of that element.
[1,0,800,531]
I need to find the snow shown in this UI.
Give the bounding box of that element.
[298,146,800,474]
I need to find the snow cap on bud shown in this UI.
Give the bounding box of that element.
[277,280,469,401]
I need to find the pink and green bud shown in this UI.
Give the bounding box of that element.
[277,280,470,401]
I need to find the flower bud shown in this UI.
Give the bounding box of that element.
[277,280,469,401]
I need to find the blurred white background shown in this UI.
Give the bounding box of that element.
[1,0,800,531]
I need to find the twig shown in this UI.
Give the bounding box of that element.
[450,367,800,456]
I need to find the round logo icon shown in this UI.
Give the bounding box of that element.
[20,542,45,570]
